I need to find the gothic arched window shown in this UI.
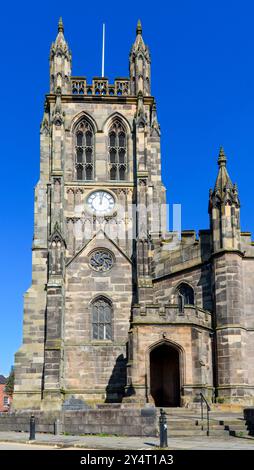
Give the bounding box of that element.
[110,166,117,180]
[92,297,112,340]
[177,283,195,313]
[49,233,65,275]
[75,120,94,180]
[108,120,127,181]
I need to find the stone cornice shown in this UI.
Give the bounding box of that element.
[210,248,244,260]
[131,321,212,331]
[64,341,126,347]
[216,325,254,332]
[64,181,135,188]
[51,171,63,177]
[132,303,212,315]
[45,93,154,106]
[217,385,254,389]
[61,388,107,394]
[32,246,48,251]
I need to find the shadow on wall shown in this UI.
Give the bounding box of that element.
[198,232,213,312]
[105,354,135,403]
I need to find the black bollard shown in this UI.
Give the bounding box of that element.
[159,408,168,448]
[54,419,61,436]
[29,414,36,441]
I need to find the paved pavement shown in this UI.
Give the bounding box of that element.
[0,432,254,450]
[0,442,58,450]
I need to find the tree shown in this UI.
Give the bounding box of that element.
[5,367,14,396]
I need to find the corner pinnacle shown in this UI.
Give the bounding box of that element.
[218,146,227,167]
[58,17,64,33]
[136,19,142,35]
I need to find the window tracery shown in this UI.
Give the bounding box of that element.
[108,120,127,181]
[75,120,94,180]
[92,297,112,340]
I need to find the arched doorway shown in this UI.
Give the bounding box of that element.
[150,343,181,407]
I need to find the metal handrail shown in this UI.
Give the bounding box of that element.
[200,392,211,436]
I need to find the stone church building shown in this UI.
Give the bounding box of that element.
[13,19,254,411]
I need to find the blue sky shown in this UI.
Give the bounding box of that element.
[1,0,254,376]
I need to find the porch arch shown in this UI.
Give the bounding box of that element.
[148,340,185,407]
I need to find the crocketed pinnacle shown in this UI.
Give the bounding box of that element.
[214,147,232,195]
[58,17,64,33]
[218,146,227,167]
[136,19,142,35]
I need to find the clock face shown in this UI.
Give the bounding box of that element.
[87,191,115,215]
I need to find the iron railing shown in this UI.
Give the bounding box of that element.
[200,392,211,436]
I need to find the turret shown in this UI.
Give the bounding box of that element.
[210,149,247,403]
[209,147,241,252]
[129,20,151,96]
[49,17,72,93]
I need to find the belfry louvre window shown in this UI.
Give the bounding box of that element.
[75,120,94,180]
[92,297,112,340]
[108,120,127,180]
[177,283,195,313]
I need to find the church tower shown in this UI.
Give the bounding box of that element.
[13,19,166,410]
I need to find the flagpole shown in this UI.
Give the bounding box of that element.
[102,23,105,77]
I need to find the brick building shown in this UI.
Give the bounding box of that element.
[13,19,254,411]
[0,376,11,412]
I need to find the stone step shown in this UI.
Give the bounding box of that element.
[162,408,197,413]
[233,431,254,438]
[199,424,235,430]
[167,423,246,432]
[167,430,208,437]
[212,419,245,425]
[155,407,249,437]
[167,429,229,437]
[164,413,198,416]
[207,430,233,437]
[224,424,248,431]
[195,420,247,430]
[166,423,199,430]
